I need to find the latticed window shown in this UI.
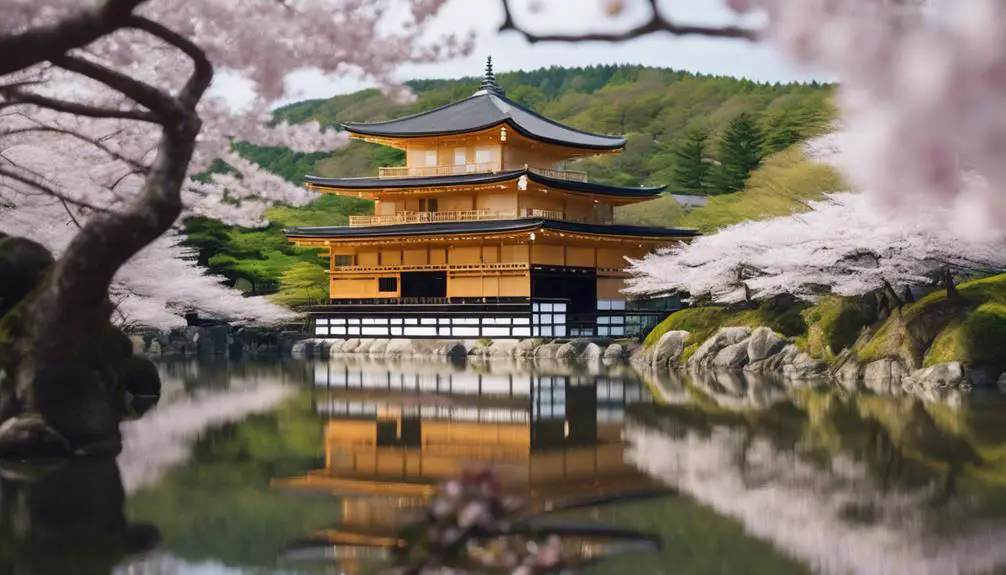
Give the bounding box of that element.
[378,277,398,292]
[333,255,354,267]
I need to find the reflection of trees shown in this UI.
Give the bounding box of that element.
[627,379,1006,573]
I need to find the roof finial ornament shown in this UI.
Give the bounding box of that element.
[478,55,503,95]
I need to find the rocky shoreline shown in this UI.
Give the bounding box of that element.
[635,325,997,396]
[289,337,636,365]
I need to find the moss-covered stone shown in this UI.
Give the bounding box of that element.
[0,237,54,321]
[803,296,872,362]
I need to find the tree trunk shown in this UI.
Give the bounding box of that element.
[8,123,198,450]
[944,268,957,298]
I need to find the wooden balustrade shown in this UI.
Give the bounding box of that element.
[527,166,588,182]
[349,208,608,227]
[378,162,499,178]
[376,163,589,182]
[331,262,531,275]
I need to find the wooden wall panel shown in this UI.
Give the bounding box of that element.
[597,277,627,299]
[596,248,627,268]
[499,274,530,297]
[429,248,447,265]
[531,244,564,265]
[566,247,595,267]
[449,246,481,265]
[380,249,402,266]
[482,246,500,263]
[357,251,380,266]
[477,192,518,214]
[439,195,474,211]
[402,248,428,266]
[519,195,563,213]
[501,244,529,263]
[447,276,483,298]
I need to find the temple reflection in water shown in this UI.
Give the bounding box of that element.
[272,361,658,571]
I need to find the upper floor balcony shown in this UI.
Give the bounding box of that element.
[348,208,609,227]
[376,163,588,183]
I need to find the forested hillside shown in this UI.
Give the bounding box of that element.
[185,65,836,303]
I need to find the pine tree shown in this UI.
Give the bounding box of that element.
[672,127,711,195]
[715,112,767,193]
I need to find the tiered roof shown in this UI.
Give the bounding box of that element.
[342,58,625,150]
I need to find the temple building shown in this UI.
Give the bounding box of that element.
[285,58,696,339]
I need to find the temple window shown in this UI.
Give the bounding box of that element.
[378,277,398,292]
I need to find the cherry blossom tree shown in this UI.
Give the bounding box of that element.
[626,191,1006,305]
[0,0,470,452]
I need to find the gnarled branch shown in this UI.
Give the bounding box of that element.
[0,0,152,76]
[127,16,213,107]
[498,0,759,43]
[52,54,182,120]
[0,89,159,123]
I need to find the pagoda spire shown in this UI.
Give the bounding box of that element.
[478,56,503,95]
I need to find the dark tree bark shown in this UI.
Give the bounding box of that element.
[0,6,212,451]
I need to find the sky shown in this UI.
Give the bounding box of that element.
[275,0,831,104]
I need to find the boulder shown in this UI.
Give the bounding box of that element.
[515,339,543,358]
[341,338,361,353]
[689,327,751,369]
[147,340,162,355]
[711,341,750,371]
[746,327,784,362]
[368,339,389,356]
[385,339,415,359]
[489,340,519,359]
[835,360,862,392]
[534,343,560,360]
[713,370,747,396]
[904,362,969,391]
[556,339,591,361]
[580,342,603,362]
[651,330,690,368]
[783,352,828,379]
[0,236,55,319]
[862,358,909,395]
[442,343,468,360]
[602,343,625,362]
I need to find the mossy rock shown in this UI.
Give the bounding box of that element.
[804,297,872,362]
[0,237,54,321]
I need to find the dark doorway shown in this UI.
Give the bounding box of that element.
[531,268,597,314]
[401,271,447,298]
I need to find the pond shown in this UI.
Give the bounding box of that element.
[27,355,1006,574]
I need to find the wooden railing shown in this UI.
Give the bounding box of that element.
[376,163,589,183]
[349,209,513,227]
[528,166,588,182]
[378,163,499,178]
[349,208,608,227]
[331,262,531,275]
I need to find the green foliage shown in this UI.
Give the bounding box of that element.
[714,112,766,194]
[270,65,833,190]
[232,141,333,184]
[678,145,848,232]
[672,127,712,195]
[613,193,685,227]
[272,262,329,307]
[802,297,872,361]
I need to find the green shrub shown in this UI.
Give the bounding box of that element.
[965,303,1006,366]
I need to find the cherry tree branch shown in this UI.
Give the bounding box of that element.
[498,0,759,43]
[0,0,152,76]
[0,89,159,123]
[0,166,110,213]
[52,54,182,120]
[127,16,213,107]
[5,125,148,170]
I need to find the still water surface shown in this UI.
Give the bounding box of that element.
[94,356,1006,574]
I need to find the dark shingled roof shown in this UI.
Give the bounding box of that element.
[342,91,626,150]
[284,218,698,240]
[304,168,666,198]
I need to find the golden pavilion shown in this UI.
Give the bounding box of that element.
[285,58,696,339]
